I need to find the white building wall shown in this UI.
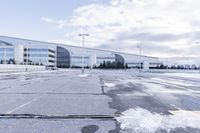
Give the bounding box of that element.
[14,45,24,64]
[143,61,150,69]
[90,53,96,68]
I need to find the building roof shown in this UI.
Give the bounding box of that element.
[0,40,13,46]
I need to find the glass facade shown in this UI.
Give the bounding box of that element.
[115,54,125,64]
[126,62,141,68]
[0,48,15,64]
[96,56,115,65]
[96,57,115,59]
[71,56,90,67]
[24,48,55,66]
[57,46,70,68]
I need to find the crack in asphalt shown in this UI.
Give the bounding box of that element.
[99,75,121,133]
[20,83,31,86]
[0,92,103,95]
[0,114,117,119]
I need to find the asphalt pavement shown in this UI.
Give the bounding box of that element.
[0,69,200,133]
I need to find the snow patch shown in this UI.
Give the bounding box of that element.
[78,74,89,77]
[104,83,116,87]
[117,107,200,133]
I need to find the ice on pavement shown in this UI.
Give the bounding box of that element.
[163,73,200,79]
[121,76,199,96]
[116,107,200,133]
[121,79,188,95]
[151,77,198,87]
[142,82,188,94]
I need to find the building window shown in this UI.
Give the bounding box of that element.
[23,48,55,66]
[56,46,70,68]
[0,48,15,64]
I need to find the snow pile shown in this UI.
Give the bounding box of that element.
[104,83,116,87]
[117,107,200,133]
[78,74,89,78]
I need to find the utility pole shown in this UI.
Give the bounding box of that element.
[78,33,89,74]
[137,43,142,72]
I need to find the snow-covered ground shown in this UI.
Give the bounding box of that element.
[100,70,200,133]
[78,73,89,77]
[117,107,200,133]
[0,64,46,73]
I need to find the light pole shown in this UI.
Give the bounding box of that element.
[78,33,89,74]
[137,43,142,72]
[26,46,29,71]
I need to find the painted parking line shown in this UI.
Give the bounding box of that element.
[6,96,41,114]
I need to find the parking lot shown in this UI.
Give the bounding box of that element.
[0,69,200,133]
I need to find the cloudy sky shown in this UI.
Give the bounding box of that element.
[1,0,200,65]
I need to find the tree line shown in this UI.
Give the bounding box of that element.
[151,64,200,70]
[94,61,128,69]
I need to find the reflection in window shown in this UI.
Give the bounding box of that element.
[56,46,70,68]
[0,48,15,64]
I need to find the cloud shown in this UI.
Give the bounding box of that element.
[41,17,54,23]
[41,0,200,64]
[115,32,188,42]
[41,17,67,29]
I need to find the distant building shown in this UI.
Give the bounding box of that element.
[185,64,190,69]
[0,36,162,69]
[0,40,55,67]
[191,64,197,69]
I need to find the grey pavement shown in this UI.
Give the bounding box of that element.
[0,119,116,133]
[0,69,200,133]
[0,70,117,133]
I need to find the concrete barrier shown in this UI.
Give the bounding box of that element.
[0,64,46,73]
